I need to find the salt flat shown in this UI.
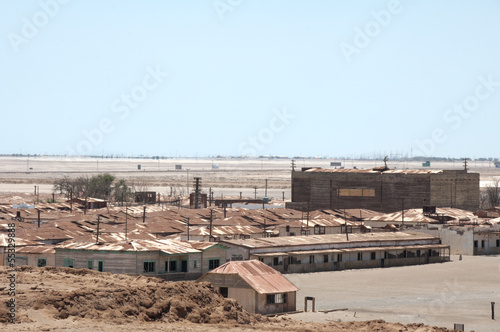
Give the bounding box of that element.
[286,255,500,332]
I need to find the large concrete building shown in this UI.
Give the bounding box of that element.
[288,167,479,213]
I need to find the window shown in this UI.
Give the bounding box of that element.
[301,229,310,236]
[219,287,228,298]
[144,261,156,273]
[97,260,104,272]
[209,259,220,270]
[357,252,362,261]
[337,253,342,262]
[193,259,198,269]
[37,258,47,267]
[481,240,485,248]
[285,225,290,232]
[416,250,421,257]
[87,260,93,269]
[63,258,75,268]
[267,293,287,304]
[474,240,478,248]
[168,260,177,272]
[309,255,314,264]
[314,225,326,235]
[370,252,376,260]
[497,239,500,247]
[323,254,328,263]
[337,188,375,197]
[273,257,279,266]
[259,257,264,262]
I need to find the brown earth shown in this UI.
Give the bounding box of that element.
[0,266,454,331]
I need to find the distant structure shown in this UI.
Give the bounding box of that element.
[288,166,480,213]
[135,191,157,204]
[189,177,207,209]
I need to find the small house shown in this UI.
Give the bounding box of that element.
[197,259,298,315]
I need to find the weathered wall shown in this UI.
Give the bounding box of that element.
[256,291,296,315]
[290,169,479,213]
[415,226,474,255]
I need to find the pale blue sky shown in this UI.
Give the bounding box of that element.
[2,0,500,158]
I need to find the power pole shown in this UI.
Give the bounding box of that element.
[96,215,100,244]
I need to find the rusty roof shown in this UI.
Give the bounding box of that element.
[55,238,201,254]
[202,259,298,294]
[305,168,443,174]
[16,245,56,254]
[368,208,477,223]
[186,225,265,237]
[0,233,44,247]
[220,231,438,249]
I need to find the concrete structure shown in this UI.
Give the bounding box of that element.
[54,239,227,280]
[288,167,479,213]
[220,232,449,273]
[415,225,500,255]
[197,260,298,315]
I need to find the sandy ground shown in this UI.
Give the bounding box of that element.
[0,156,499,198]
[285,255,500,332]
[0,266,455,332]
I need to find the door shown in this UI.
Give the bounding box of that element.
[98,261,104,272]
[181,260,188,273]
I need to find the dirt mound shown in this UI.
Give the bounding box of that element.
[1,266,263,325]
[0,266,456,331]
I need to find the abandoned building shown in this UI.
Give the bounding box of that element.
[135,191,157,204]
[220,232,450,273]
[197,259,298,315]
[288,167,479,213]
[415,224,500,255]
[54,239,227,280]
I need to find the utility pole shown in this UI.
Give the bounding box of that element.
[254,186,257,199]
[96,215,101,244]
[142,206,146,223]
[210,209,213,240]
[265,179,268,197]
[402,198,405,226]
[125,204,128,242]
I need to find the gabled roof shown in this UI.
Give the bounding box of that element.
[202,259,298,294]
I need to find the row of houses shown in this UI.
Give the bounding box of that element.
[3,229,451,279]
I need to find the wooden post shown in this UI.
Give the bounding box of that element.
[37,209,41,228]
[492,302,495,320]
[142,206,146,223]
[187,217,190,241]
[96,215,100,244]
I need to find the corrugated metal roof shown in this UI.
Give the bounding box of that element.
[56,238,201,254]
[16,245,56,254]
[205,260,298,294]
[220,231,437,249]
[305,168,443,174]
[0,233,44,247]
[368,208,477,223]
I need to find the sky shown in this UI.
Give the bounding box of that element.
[2,0,500,158]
